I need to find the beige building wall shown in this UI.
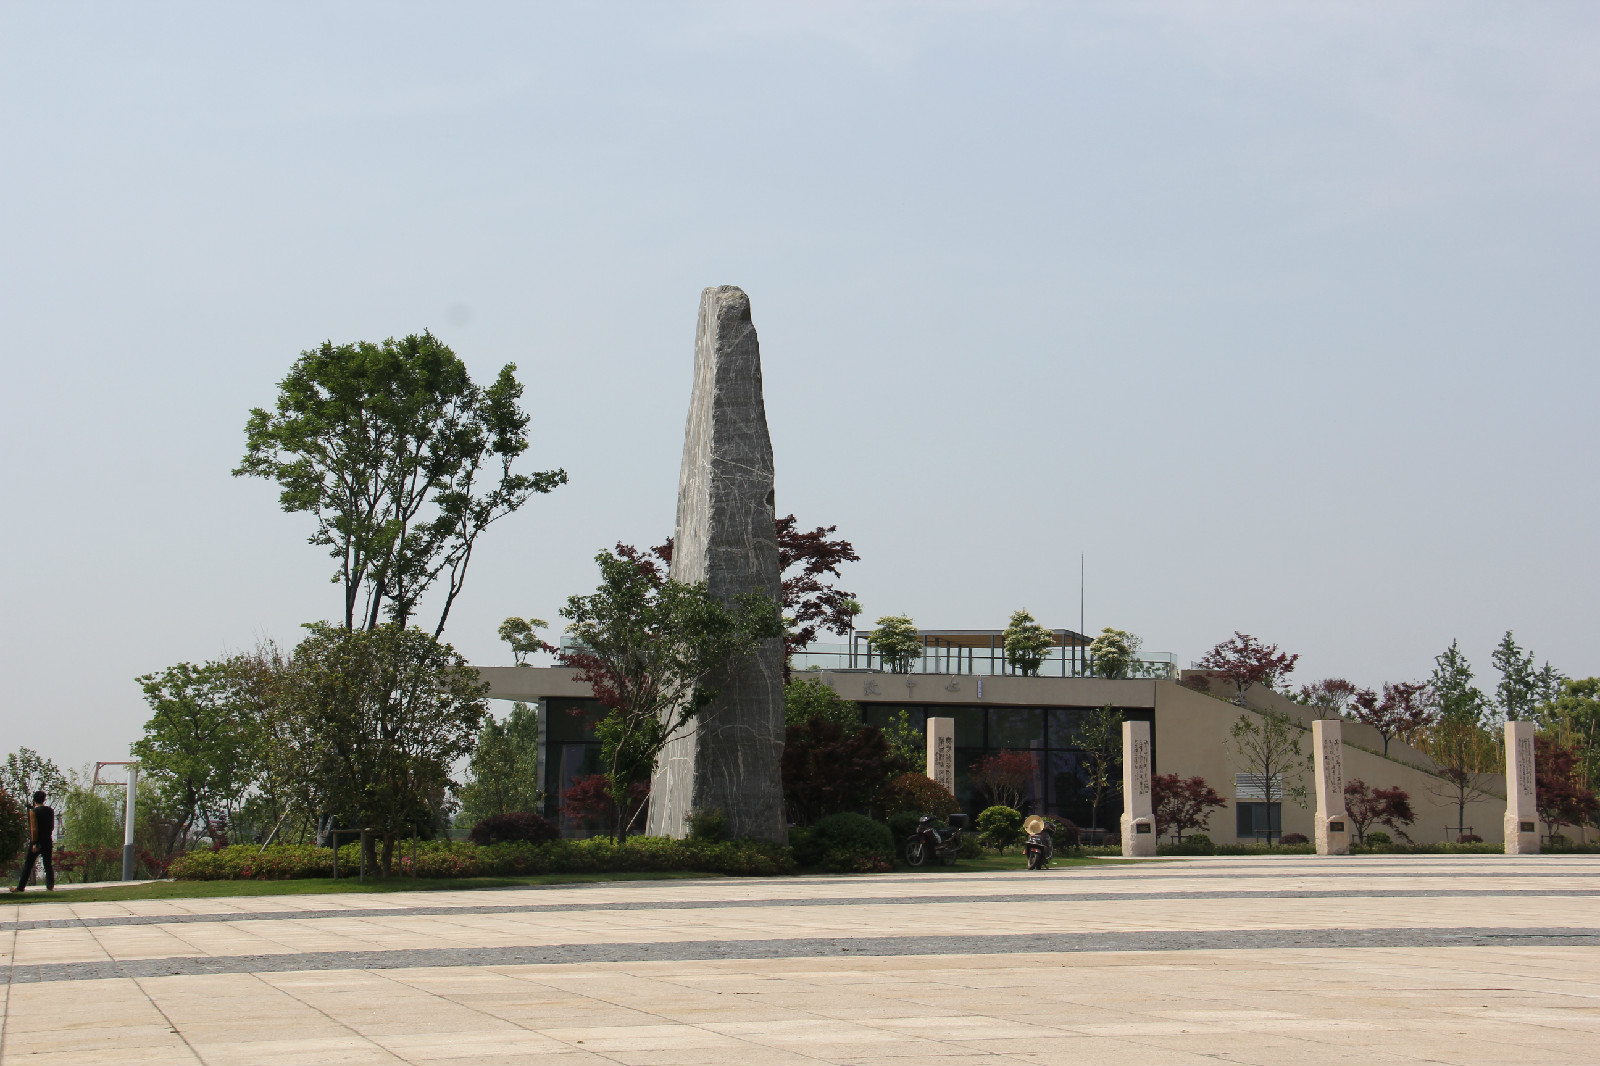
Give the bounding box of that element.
[480,665,1511,845]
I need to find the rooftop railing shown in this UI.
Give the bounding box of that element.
[790,641,1176,680]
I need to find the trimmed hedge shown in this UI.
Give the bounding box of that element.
[170,836,796,881]
[791,813,895,873]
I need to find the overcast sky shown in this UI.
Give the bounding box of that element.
[3,3,1596,773]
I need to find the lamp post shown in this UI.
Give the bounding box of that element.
[94,761,141,881]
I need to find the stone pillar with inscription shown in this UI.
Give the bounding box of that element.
[1504,720,1539,854]
[926,718,956,798]
[1120,719,1156,857]
[1313,719,1350,855]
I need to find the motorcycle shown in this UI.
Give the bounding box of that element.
[1023,814,1053,870]
[904,814,966,867]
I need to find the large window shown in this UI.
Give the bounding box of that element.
[1235,802,1282,840]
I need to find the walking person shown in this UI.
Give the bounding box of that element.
[12,790,56,892]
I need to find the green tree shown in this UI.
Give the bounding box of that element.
[1,748,66,803]
[882,710,926,774]
[497,617,550,666]
[1421,639,1498,831]
[133,661,263,852]
[1077,705,1124,832]
[280,623,489,873]
[1539,678,1600,795]
[784,679,862,729]
[868,615,922,674]
[1490,631,1562,722]
[1088,628,1140,679]
[236,332,566,636]
[1003,610,1055,677]
[60,782,122,850]
[1228,708,1310,845]
[1431,640,1489,727]
[456,703,542,828]
[559,546,782,840]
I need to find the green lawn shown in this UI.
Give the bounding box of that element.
[9,854,1134,905]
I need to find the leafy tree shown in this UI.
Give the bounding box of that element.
[1228,707,1310,844]
[1088,627,1140,679]
[882,710,925,774]
[1,749,66,804]
[781,717,906,826]
[1003,610,1055,676]
[1535,735,1599,839]
[971,750,1034,811]
[132,661,264,853]
[784,679,861,729]
[279,623,488,874]
[868,615,923,674]
[497,618,550,667]
[1538,678,1600,794]
[1343,780,1415,846]
[456,702,541,827]
[775,515,860,671]
[1295,678,1358,720]
[1416,717,1500,835]
[1350,682,1434,756]
[560,774,649,836]
[236,332,566,636]
[1152,773,1227,843]
[1197,633,1299,702]
[1431,640,1489,727]
[1490,631,1563,722]
[558,545,782,840]
[1077,705,1124,831]
[60,782,122,850]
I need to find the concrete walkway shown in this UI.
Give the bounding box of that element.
[2,856,1597,1064]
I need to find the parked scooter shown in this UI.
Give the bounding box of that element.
[1022,814,1053,870]
[904,814,967,866]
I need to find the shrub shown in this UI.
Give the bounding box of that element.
[881,773,961,820]
[886,810,932,842]
[170,836,796,881]
[686,808,730,843]
[1161,832,1215,856]
[1457,834,1483,844]
[793,813,894,873]
[1364,830,1393,848]
[1278,833,1309,846]
[468,812,560,847]
[958,832,985,859]
[977,806,1023,852]
[783,718,905,826]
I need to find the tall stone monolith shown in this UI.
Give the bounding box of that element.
[646,286,786,843]
[1313,719,1350,855]
[1121,719,1156,856]
[1504,720,1539,854]
[927,718,956,796]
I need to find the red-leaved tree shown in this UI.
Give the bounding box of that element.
[1152,773,1227,843]
[1298,678,1359,720]
[1196,633,1300,702]
[971,750,1035,812]
[561,774,649,836]
[1343,779,1415,845]
[655,515,859,680]
[781,717,906,826]
[1535,735,1599,840]
[1350,682,1435,756]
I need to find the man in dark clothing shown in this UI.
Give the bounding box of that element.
[12,790,55,892]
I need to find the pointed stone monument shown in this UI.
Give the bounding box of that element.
[1504,720,1539,854]
[1121,719,1156,856]
[646,286,787,843]
[1313,719,1350,855]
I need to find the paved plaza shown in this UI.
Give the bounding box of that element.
[2,856,1597,1065]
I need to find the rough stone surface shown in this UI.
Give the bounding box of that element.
[1120,720,1156,856]
[926,717,956,795]
[1504,719,1540,854]
[1314,719,1351,855]
[647,286,785,842]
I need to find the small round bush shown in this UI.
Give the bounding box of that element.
[687,808,730,842]
[1279,833,1309,846]
[977,805,1023,852]
[799,812,894,873]
[468,811,560,847]
[1364,830,1392,848]
[881,773,961,819]
[1457,833,1483,844]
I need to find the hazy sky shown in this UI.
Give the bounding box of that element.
[3,3,1597,773]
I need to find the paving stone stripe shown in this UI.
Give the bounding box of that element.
[6,926,1597,984]
[7,885,1600,932]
